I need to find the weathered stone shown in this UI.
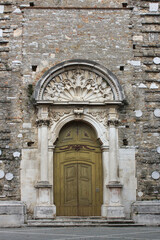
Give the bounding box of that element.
[133,35,143,41]
[0,201,26,227]
[0,6,4,14]
[132,201,160,225]
[0,0,160,227]
[34,205,56,219]
[149,3,159,12]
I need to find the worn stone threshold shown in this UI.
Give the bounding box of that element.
[27,217,144,227]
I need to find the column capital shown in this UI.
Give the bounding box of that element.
[107,118,120,127]
[36,119,50,127]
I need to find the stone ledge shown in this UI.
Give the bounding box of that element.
[107,184,123,188]
[132,201,160,225]
[132,201,160,213]
[0,201,26,227]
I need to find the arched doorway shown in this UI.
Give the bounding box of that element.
[31,60,128,220]
[54,121,103,216]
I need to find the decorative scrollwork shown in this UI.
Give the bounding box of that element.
[88,111,108,127]
[49,110,72,122]
[43,69,113,102]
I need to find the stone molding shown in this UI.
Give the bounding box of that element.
[107,183,123,188]
[34,181,52,189]
[48,113,109,146]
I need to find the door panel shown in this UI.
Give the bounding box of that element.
[78,164,92,205]
[54,121,102,216]
[64,164,77,205]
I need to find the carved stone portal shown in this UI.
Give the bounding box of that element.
[30,61,130,220]
[42,69,114,102]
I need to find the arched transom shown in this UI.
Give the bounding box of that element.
[34,60,125,103]
[43,69,113,102]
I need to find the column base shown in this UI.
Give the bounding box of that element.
[101,204,125,219]
[107,206,125,219]
[34,205,56,219]
[101,204,108,217]
[105,182,125,219]
[35,181,52,206]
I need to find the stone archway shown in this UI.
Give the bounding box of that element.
[32,59,127,219]
[34,59,125,102]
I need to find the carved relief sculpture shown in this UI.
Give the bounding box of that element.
[43,69,114,102]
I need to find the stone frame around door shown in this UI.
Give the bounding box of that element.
[21,59,137,220]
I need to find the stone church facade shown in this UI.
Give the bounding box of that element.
[0,0,160,226]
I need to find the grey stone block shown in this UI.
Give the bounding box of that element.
[132,201,160,225]
[0,215,25,227]
[0,201,26,227]
[34,205,56,219]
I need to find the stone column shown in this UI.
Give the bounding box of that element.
[101,145,110,217]
[38,119,50,182]
[106,108,125,219]
[107,117,119,183]
[34,106,56,219]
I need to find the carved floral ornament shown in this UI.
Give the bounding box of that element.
[34,60,125,104]
[42,69,114,102]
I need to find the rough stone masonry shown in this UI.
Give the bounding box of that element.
[0,0,160,226]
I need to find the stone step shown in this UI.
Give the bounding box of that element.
[27,218,143,227]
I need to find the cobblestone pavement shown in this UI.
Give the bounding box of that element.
[0,227,160,240]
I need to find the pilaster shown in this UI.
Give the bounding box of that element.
[105,107,125,219]
[34,105,56,219]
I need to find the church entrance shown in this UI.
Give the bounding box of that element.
[54,121,102,216]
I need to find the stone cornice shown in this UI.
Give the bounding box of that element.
[34,100,123,106]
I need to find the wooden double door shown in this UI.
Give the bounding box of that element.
[54,121,102,216]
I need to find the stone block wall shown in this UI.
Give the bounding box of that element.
[129,0,160,201]
[0,0,160,220]
[0,1,23,200]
